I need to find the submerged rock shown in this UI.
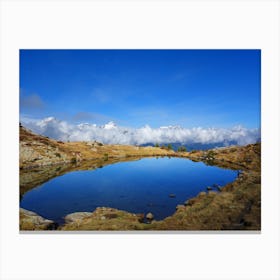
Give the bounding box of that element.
[169,193,176,198]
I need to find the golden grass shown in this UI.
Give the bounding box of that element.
[20,126,175,169]
[61,207,150,231]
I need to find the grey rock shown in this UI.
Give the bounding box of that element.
[64,212,92,223]
[20,208,56,230]
[146,212,154,220]
[176,205,185,211]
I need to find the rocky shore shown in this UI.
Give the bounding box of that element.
[19,125,261,231]
[20,208,57,230]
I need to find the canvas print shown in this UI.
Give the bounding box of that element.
[19,50,261,231]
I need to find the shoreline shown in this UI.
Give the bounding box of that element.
[19,126,260,231]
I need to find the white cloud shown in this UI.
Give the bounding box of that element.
[21,116,260,146]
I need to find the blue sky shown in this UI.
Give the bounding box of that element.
[20,50,260,129]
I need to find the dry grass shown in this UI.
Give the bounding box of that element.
[61,207,149,231]
[20,126,175,169]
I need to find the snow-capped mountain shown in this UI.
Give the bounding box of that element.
[21,116,261,147]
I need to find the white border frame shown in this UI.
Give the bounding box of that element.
[1,0,279,279]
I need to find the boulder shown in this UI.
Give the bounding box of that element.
[146,212,154,220]
[64,212,92,223]
[176,205,185,211]
[20,208,57,230]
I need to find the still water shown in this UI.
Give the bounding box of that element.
[20,157,237,224]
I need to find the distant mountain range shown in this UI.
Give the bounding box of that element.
[141,141,247,151]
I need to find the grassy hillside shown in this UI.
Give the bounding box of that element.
[20,125,175,169]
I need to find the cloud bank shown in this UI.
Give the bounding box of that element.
[21,117,260,146]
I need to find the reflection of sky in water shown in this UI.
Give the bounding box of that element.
[20,157,237,224]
